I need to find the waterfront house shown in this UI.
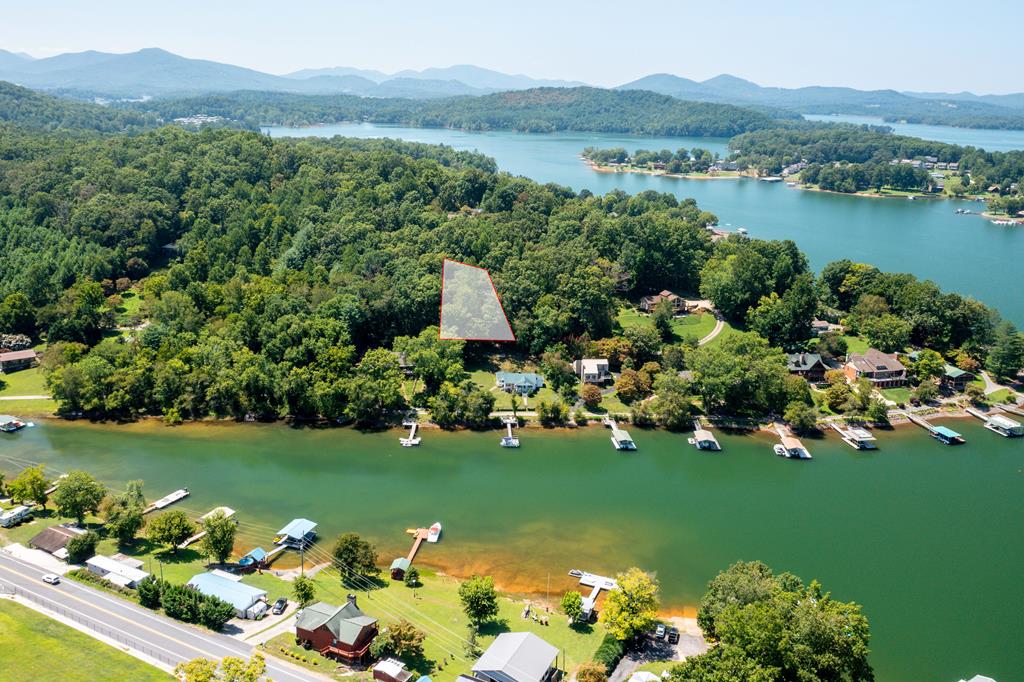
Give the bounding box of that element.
[275,518,317,549]
[810,319,843,336]
[389,557,411,580]
[187,572,268,619]
[844,349,907,388]
[573,358,611,384]
[295,595,379,663]
[28,524,83,558]
[639,290,684,313]
[495,372,544,395]
[787,353,827,383]
[471,632,560,682]
[373,658,413,682]
[0,349,37,373]
[940,364,974,392]
[85,554,149,588]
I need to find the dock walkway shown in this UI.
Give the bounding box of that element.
[177,507,236,549]
[405,528,429,562]
[143,488,189,515]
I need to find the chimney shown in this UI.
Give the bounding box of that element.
[347,594,358,607]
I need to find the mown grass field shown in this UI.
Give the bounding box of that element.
[0,599,170,681]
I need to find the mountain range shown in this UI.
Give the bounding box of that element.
[0,48,582,100]
[2,47,1023,128]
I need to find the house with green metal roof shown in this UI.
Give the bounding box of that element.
[295,595,379,662]
[390,557,412,580]
[495,371,544,395]
[940,364,974,392]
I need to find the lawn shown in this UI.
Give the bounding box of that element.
[701,319,738,347]
[982,388,1014,405]
[880,387,911,404]
[0,599,170,681]
[0,366,48,396]
[594,391,630,415]
[114,290,145,325]
[842,335,870,355]
[616,306,718,344]
[0,397,58,416]
[270,567,605,682]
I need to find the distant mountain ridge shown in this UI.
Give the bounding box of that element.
[616,73,1024,129]
[0,48,584,100]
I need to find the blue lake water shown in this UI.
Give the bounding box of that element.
[803,113,1024,152]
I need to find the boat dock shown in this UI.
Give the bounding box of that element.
[404,527,429,562]
[689,419,721,451]
[43,474,68,495]
[774,424,811,459]
[400,419,421,447]
[603,417,636,450]
[500,416,520,447]
[177,506,236,548]
[999,403,1024,418]
[905,413,965,444]
[965,407,1024,437]
[830,423,878,450]
[568,569,619,619]
[143,488,190,514]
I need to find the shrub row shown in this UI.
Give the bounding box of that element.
[136,575,235,630]
[593,633,625,673]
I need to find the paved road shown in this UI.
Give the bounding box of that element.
[0,552,320,681]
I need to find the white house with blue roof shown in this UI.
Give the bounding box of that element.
[187,571,268,619]
[495,372,544,396]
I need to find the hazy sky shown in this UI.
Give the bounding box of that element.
[2,0,1021,93]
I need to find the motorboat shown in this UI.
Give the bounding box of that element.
[427,522,442,543]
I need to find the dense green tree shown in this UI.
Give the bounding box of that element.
[199,510,237,564]
[860,314,912,353]
[784,401,818,434]
[651,374,694,430]
[344,349,406,427]
[101,480,146,545]
[65,530,99,563]
[370,619,426,661]
[147,510,196,553]
[404,565,420,587]
[561,590,584,624]
[6,465,50,509]
[458,574,499,625]
[599,567,660,640]
[53,471,106,524]
[688,332,789,416]
[332,532,379,580]
[987,322,1024,381]
[292,574,317,607]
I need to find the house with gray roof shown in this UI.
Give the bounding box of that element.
[471,632,559,682]
[295,595,379,662]
[787,353,827,383]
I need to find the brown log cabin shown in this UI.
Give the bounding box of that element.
[295,595,378,662]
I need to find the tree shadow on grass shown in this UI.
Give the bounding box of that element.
[477,618,511,637]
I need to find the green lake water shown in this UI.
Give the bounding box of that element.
[3,419,1022,681]
[265,123,1024,326]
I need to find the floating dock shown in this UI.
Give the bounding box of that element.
[568,570,619,620]
[831,423,878,450]
[400,419,421,447]
[905,413,965,445]
[500,416,520,448]
[965,407,1023,437]
[143,488,190,514]
[603,417,636,450]
[689,419,721,451]
[177,506,237,549]
[43,474,68,495]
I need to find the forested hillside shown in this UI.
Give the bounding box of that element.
[1,119,1010,425]
[130,87,797,136]
[0,81,157,132]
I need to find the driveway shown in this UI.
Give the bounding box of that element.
[609,618,708,682]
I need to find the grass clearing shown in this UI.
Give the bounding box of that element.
[0,599,170,681]
[0,366,48,396]
[842,335,870,355]
[880,387,912,404]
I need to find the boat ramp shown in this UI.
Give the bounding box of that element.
[602,416,636,450]
[143,488,190,514]
[904,413,965,445]
[689,419,721,451]
[830,423,878,450]
[965,407,1024,437]
[568,569,619,620]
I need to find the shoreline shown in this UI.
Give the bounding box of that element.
[583,158,745,181]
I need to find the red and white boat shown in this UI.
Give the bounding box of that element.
[427,522,442,543]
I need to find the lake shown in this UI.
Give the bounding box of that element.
[2,419,1022,681]
[265,123,1024,326]
[803,113,1024,152]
